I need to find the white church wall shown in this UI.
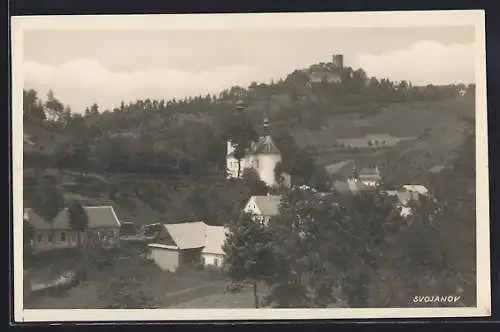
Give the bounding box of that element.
[256,154,282,187]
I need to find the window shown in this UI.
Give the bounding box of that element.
[202,257,206,265]
[60,232,66,241]
[37,234,43,243]
[48,234,54,243]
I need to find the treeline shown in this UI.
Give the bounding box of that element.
[224,126,476,308]
[23,86,330,189]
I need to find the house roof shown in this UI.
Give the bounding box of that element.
[202,226,227,255]
[402,185,429,196]
[249,136,281,155]
[359,167,380,175]
[332,179,372,195]
[163,221,207,250]
[249,195,282,216]
[26,206,121,231]
[396,191,420,206]
[324,160,354,176]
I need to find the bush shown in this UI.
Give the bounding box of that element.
[225,281,245,293]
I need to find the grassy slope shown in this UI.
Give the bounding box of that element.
[23,94,474,224]
[290,95,474,184]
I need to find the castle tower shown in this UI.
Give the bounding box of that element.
[332,54,344,70]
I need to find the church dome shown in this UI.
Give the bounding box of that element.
[250,135,281,155]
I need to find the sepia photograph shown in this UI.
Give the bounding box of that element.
[11,10,489,322]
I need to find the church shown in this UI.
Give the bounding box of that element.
[226,111,291,188]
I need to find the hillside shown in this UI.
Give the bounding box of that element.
[22,59,475,226]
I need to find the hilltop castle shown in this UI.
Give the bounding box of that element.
[307,54,344,84]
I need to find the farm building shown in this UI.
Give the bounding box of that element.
[25,206,121,252]
[147,222,227,272]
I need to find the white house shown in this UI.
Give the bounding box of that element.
[226,118,291,188]
[202,225,227,268]
[357,166,382,187]
[147,221,227,272]
[25,206,121,252]
[385,185,429,217]
[243,194,282,224]
[401,185,429,196]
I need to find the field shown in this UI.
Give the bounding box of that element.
[24,255,260,309]
[291,95,474,183]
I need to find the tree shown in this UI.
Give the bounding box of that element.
[23,89,46,124]
[223,111,258,178]
[266,185,404,308]
[386,127,476,306]
[99,269,160,309]
[242,168,268,196]
[68,202,89,247]
[31,182,65,237]
[44,90,65,121]
[223,212,275,308]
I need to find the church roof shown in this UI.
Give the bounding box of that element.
[249,135,281,155]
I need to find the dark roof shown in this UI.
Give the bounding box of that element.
[249,135,281,155]
[26,206,121,230]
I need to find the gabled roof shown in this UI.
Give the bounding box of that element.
[324,160,354,176]
[249,136,281,155]
[247,195,281,216]
[402,185,429,196]
[26,206,121,231]
[202,226,227,255]
[359,167,380,176]
[163,221,207,250]
[332,179,373,195]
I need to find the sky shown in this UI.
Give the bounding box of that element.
[23,26,475,112]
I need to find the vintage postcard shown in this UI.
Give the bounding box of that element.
[11,10,489,322]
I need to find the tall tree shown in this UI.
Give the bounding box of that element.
[44,90,65,121]
[68,202,89,247]
[223,111,258,178]
[223,212,275,308]
[266,185,404,308]
[242,168,269,196]
[31,182,65,239]
[23,89,46,124]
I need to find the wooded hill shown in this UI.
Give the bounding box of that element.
[23,61,475,226]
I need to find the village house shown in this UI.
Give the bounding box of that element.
[331,178,373,195]
[147,221,227,272]
[386,185,430,217]
[226,113,291,188]
[357,166,382,187]
[243,194,282,224]
[25,206,121,252]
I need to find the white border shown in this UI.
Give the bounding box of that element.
[11,10,490,322]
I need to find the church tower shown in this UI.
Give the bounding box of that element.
[250,117,283,187]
